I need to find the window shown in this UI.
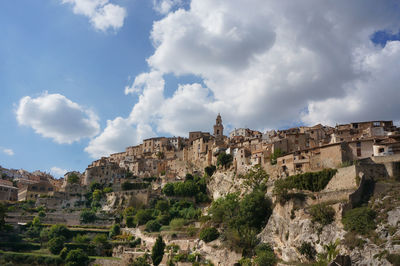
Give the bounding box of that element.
[353,123,358,129]
[378,148,385,153]
[357,148,361,157]
[356,142,361,147]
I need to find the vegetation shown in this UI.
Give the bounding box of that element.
[0,203,7,231]
[48,236,66,254]
[241,165,269,190]
[342,207,376,235]
[67,173,80,184]
[80,209,97,223]
[209,190,272,252]
[121,181,150,191]
[254,243,277,266]
[309,203,335,226]
[109,224,120,238]
[65,248,90,266]
[151,235,166,266]
[162,176,209,203]
[270,148,282,165]
[297,242,316,261]
[387,253,400,266]
[199,227,219,242]
[204,165,217,177]
[217,152,233,168]
[145,220,161,232]
[273,169,337,204]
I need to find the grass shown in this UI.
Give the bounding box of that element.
[0,250,59,258]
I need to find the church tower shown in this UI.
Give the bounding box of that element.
[213,113,224,140]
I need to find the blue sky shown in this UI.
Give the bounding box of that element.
[1,0,400,177]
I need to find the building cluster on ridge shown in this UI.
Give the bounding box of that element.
[1,114,400,203]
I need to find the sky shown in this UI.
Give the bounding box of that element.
[1,0,400,178]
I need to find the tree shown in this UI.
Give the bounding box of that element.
[109,223,121,238]
[152,235,166,266]
[80,209,97,223]
[204,165,216,177]
[270,148,282,165]
[217,152,233,168]
[136,209,154,225]
[65,248,89,266]
[0,203,7,231]
[162,183,175,196]
[67,173,80,184]
[199,227,219,242]
[145,220,161,232]
[48,236,66,254]
[92,189,103,202]
[48,224,71,239]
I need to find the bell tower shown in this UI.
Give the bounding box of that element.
[213,113,224,139]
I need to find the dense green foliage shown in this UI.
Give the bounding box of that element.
[199,227,219,242]
[0,251,63,265]
[109,224,120,238]
[48,236,65,254]
[122,181,150,191]
[65,248,90,266]
[217,152,233,168]
[297,242,316,261]
[80,209,97,223]
[342,207,376,235]
[48,224,72,240]
[209,190,272,251]
[387,253,400,266]
[146,220,161,232]
[274,169,337,193]
[270,148,282,165]
[0,203,6,231]
[204,165,217,177]
[254,243,277,266]
[151,235,166,266]
[309,203,335,226]
[67,173,80,184]
[162,176,209,203]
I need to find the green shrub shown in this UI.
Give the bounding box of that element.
[48,224,71,239]
[270,148,282,165]
[109,223,121,238]
[297,242,316,261]
[152,236,165,266]
[64,243,96,256]
[170,218,186,230]
[204,165,216,177]
[80,209,97,223]
[65,248,89,266]
[199,227,219,242]
[135,209,154,225]
[126,216,135,227]
[309,203,335,226]
[217,152,233,168]
[72,234,91,244]
[48,236,66,254]
[0,241,41,252]
[162,183,175,196]
[122,181,150,191]
[342,207,376,235]
[60,247,68,259]
[254,243,277,266]
[387,253,400,266]
[146,220,161,232]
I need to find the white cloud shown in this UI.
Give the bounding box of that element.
[87,0,400,158]
[1,148,14,156]
[153,0,182,15]
[50,167,68,178]
[16,92,100,144]
[62,0,127,31]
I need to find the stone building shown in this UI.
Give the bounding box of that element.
[18,181,54,201]
[0,179,18,201]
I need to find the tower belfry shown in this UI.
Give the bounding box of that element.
[213,113,224,139]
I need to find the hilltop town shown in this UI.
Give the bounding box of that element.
[1,115,400,265]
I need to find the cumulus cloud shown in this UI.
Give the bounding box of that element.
[1,148,14,156]
[153,0,182,15]
[62,0,127,31]
[16,92,100,144]
[87,0,400,158]
[50,167,68,178]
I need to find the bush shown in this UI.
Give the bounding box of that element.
[60,247,69,259]
[199,227,219,242]
[0,241,41,252]
[109,224,121,238]
[67,173,80,184]
[135,209,154,225]
[170,218,186,230]
[162,183,175,196]
[122,181,150,191]
[297,242,316,261]
[387,253,400,266]
[80,209,97,223]
[309,203,335,226]
[152,235,166,266]
[64,243,96,256]
[126,216,135,228]
[270,149,282,165]
[146,220,161,232]
[65,248,90,266]
[73,234,91,244]
[48,236,66,255]
[48,224,71,239]
[205,165,217,177]
[217,152,233,168]
[342,207,376,235]
[254,243,277,266]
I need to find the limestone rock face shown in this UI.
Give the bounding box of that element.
[207,170,246,200]
[258,199,346,263]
